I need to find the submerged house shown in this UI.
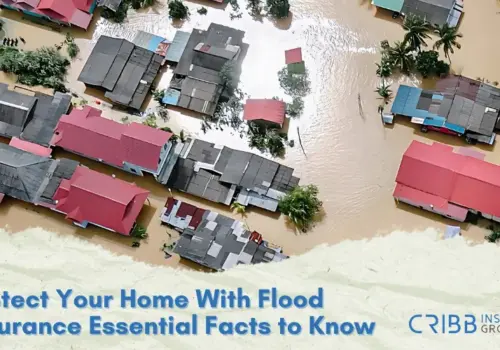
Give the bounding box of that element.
[0,83,72,146]
[391,75,500,145]
[161,198,287,271]
[52,165,149,235]
[394,140,500,223]
[0,142,148,235]
[50,106,179,182]
[372,0,463,27]
[0,0,98,30]
[243,99,286,128]
[167,139,300,212]
[78,36,163,110]
[97,0,122,12]
[163,23,248,116]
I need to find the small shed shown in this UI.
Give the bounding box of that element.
[162,88,181,106]
[244,99,286,128]
[285,48,303,65]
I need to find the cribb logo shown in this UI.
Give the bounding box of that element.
[408,314,477,334]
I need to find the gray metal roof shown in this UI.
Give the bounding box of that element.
[165,31,190,63]
[402,0,454,26]
[186,139,220,164]
[0,143,55,203]
[97,0,123,11]
[21,92,71,146]
[0,84,37,139]
[38,158,79,204]
[79,36,162,110]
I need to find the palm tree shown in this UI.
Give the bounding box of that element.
[402,14,431,52]
[433,23,463,63]
[388,41,415,74]
[375,82,392,100]
[230,202,247,218]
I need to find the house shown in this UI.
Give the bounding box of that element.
[167,139,300,212]
[0,83,72,145]
[50,106,180,181]
[163,23,248,116]
[284,48,306,74]
[0,0,98,30]
[133,31,170,59]
[161,198,288,271]
[243,99,286,128]
[97,0,122,11]
[401,0,463,27]
[78,36,163,110]
[0,142,78,205]
[164,31,191,64]
[394,140,500,223]
[9,137,52,157]
[53,165,149,235]
[391,76,500,144]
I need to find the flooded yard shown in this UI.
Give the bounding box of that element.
[1,0,499,266]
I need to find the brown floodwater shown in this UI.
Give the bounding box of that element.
[1,1,500,267]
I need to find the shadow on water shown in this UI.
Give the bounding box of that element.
[271,12,293,31]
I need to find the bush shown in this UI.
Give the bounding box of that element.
[65,33,79,59]
[415,50,450,78]
[376,57,393,78]
[0,46,70,92]
[278,66,311,97]
[197,7,208,15]
[169,0,190,20]
[278,185,322,232]
[435,60,450,77]
[286,97,304,118]
[248,123,288,157]
[266,0,290,19]
[142,114,158,128]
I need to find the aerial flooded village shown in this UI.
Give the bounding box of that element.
[1,0,499,268]
[0,0,325,270]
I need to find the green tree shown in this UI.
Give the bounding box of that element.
[143,113,158,128]
[402,14,430,52]
[231,202,247,217]
[169,0,190,20]
[415,50,439,78]
[433,23,463,63]
[247,123,288,157]
[388,41,415,74]
[266,0,289,19]
[131,223,148,239]
[277,66,311,97]
[142,0,157,7]
[286,97,304,118]
[65,33,79,59]
[197,7,208,15]
[375,57,393,78]
[247,0,262,16]
[375,82,392,100]
[278,185,322,232]
[219,61,235,93]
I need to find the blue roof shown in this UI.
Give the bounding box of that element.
[391,85,438,119]
[162,88,181,106]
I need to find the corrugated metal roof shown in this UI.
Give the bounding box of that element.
[165,31,190,63]
[244,99,286,126]
[402,0,453,26]
[372,0,404,12]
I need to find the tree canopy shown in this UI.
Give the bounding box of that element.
[402,14,430,52]
[278,185,322,232]
[169,0,190,20]
[415,50,450,78]
[266,0,290,19]
[387,41,415,74]
[0,46,69,92]
[433,23,463,62]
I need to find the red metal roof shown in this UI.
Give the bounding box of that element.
[243,99,286,126]
[4,0,94,30]
[395,140,500,218]
[9,137,52,157]
[50,106,172,171]
[285,48,303,65]
[53,166,149,235]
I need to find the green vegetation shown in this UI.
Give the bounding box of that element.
[0,46,69,92]
[433,23,463,63]
[169,0,190,20]
[402,14,431,52]
[131,223,148,239]
[376,57,393,78]
[375,82,392,100]
[142,113,158,128]
[415,50,450,78]
[247,122,291,157]
[247,0,262,16]
[486,225,500,243]
[103,0,157,23]
[229,0,243,19]
[219,61,236,94]
[278,66,311,97]
[230,202,247,217]
[64,33,79,59]
[278,185,322,232]
[387,41,415,74]
[197,7,208,15]
[266,0,290,19]
[286,97,304,118]
[202,91,245,134]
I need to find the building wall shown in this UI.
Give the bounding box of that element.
[123,141,173,177]
[395,196,467,222]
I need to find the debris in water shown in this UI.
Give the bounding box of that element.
[132,242,140,248]
[297,126,307,157]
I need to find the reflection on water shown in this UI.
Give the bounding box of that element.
[0,0,499,266]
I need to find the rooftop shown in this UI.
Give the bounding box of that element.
[163,198,287,270]
[284,48,303,65]
[0,83,37,139]
[391,76,500,137]
[395,140,500,219]
[53,165,149,235]
[167,139,299,211]
[244,99,286,126]
[78,36,163,110]
[372,0,404,12]
[402,0,460,27]
[51,106,172,171]
[1,0,96,30]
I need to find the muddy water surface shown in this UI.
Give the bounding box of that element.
[1,1,499,266]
